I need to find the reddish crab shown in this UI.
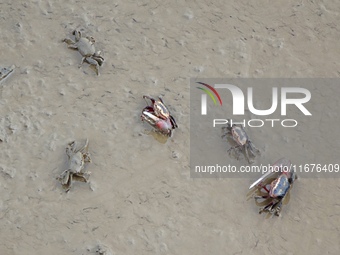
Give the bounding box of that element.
[249,158,297,216]
[141,95,178,137]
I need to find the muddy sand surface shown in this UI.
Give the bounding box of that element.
[1,0,339,254]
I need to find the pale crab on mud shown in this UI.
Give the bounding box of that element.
[57,139,92,192]
[63,29,104,75]
[249,157,297,216]
[141,95,178,137]
[222,121,260,163]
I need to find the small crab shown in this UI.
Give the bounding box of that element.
[222,120,260,163]
[63,29,104,75]
[57,139,92,192]
[249,158,297,216]
[141,95,178,137]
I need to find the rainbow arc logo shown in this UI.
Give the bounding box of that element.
[196,82,223,115]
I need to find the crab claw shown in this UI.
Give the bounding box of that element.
[249,170,275,190]
[141,110,173,136]
[249,158,291,190]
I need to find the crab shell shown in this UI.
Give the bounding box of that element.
[78,38,96,56]
[231,126,248,146]
[269,162,296,198]
[67,151,86,174]
[269,174,290,198]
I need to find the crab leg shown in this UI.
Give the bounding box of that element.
[261,199,283,216]
[248,141,260,157]
[254,184,273,200]
[79,57,86,66]
[64,174,73,192]
[244,145,252,164]
[73,172,89,183]
[78,139,89,153]
[169,115,178,128]
[158,96,165,105]
[92,53,104,66]
[63,38,77,46]
[141,110,159,125]
[57,169,70,185]
[143,95,154,106]
[259,201,275,214]
[254,195,270,200]
[85,57,100,76]
[221,126,231,139]
[262,185,270,193]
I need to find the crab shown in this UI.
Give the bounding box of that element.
[63,29,104,75]
[0,65,15,84]
[222,120,260,163]
[249,158,297,216]
[57,139,92,192]
[141,95,178,137]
